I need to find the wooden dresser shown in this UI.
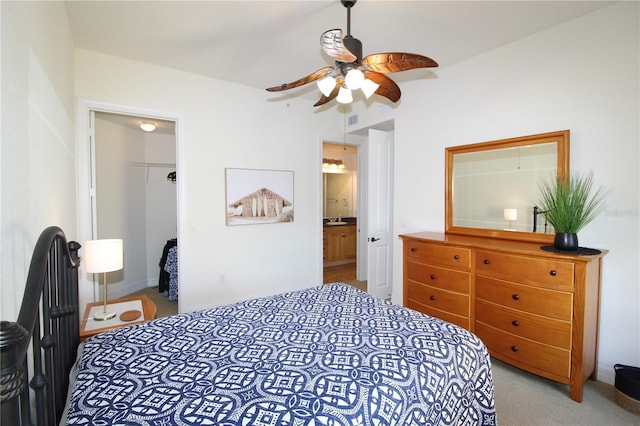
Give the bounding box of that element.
[401,231,607,402]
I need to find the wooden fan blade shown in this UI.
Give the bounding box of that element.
[266,66,333,92]
[321,29,357,63]
[364,71,401,103]
[313,79,341,107]
[362,53,438,74]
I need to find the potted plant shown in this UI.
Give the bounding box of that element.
[534,171,607,251]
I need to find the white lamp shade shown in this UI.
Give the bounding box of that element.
[503,208,518,221]
[317,76,337,97]
[336,86,353,104]
[84,239,123,273]
[361,78,380,99]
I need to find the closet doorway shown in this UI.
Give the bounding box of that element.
[86,109,179,312]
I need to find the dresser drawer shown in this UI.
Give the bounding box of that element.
[476,275,573,320]
[476,299,572,349]
[406,280,469,317]
[407,262,470,294]
[406,240,471,270]
[475,322,571,379]
[405,299,470,330]
[476,250,574,290]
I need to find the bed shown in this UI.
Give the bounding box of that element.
[1,227,497,425]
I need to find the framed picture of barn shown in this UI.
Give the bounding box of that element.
[225,168,294,225]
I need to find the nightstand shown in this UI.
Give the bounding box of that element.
[80,295,157,342]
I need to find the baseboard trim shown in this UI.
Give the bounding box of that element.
[109,280,152,300]
[598,362,616,386]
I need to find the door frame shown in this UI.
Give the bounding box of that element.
[319,122,394,289]
[76,99,184,312]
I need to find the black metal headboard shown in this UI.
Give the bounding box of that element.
[0,226,81,425]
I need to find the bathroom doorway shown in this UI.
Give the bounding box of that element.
[322,142,365,290]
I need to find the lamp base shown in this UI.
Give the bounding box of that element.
[93,310,117,321]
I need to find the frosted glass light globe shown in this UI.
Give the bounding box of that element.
[344,69,365,90]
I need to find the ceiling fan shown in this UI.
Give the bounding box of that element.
[266,0,438,107]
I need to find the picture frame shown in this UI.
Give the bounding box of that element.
[225,168,294,226]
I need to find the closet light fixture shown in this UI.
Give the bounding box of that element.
[140,122,156,132]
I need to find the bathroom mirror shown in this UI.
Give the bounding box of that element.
[445,130,569,243]
[323,172,357,218]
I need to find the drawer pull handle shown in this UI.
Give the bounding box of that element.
[410,247,417,252]
[429,295,436,301]
[483,259,491,265]
[454,255,460,260]
[511,345,519,352]
[512,320,520,327]
[512,294,520,301]
[430,274,437,280]
[549,270,557,276]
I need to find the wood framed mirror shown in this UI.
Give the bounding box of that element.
[445,130,570,243]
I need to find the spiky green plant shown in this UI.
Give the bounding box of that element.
[535,172,607,233]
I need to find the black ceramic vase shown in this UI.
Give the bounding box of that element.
[554,232,578,251]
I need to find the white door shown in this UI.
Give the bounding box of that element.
[366,129,393,300]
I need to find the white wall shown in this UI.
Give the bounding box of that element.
[0,1,77,321]
[95,117,146,294]
[75,50,341,313]
[143,132,177,287]
[389,2,639,384]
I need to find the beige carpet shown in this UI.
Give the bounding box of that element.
[492,358,639,425]
[129,286,177,318]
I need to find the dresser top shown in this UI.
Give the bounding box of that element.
[400,231,608,262]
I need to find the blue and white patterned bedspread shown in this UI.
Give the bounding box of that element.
[67,284,496,425]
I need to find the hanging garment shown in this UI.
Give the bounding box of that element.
[164,246,178,301]
[158,238,177,294]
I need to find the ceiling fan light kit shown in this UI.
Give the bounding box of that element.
[317,76,338,96]
[344,68,365,90]
[266,0,438,107]
[337,86,354,104]
[360,78,379,99]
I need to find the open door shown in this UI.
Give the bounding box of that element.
[366,129,393,300]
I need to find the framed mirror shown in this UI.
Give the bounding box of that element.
[323,172,357,218]
[445,130,569,243]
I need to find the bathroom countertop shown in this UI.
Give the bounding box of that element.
[323,218,357,227]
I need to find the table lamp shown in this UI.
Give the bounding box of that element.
[84,239,123,321]
[504,208,518,230]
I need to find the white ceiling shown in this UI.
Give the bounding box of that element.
[95,111,176,135]
[66,0,614,103]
